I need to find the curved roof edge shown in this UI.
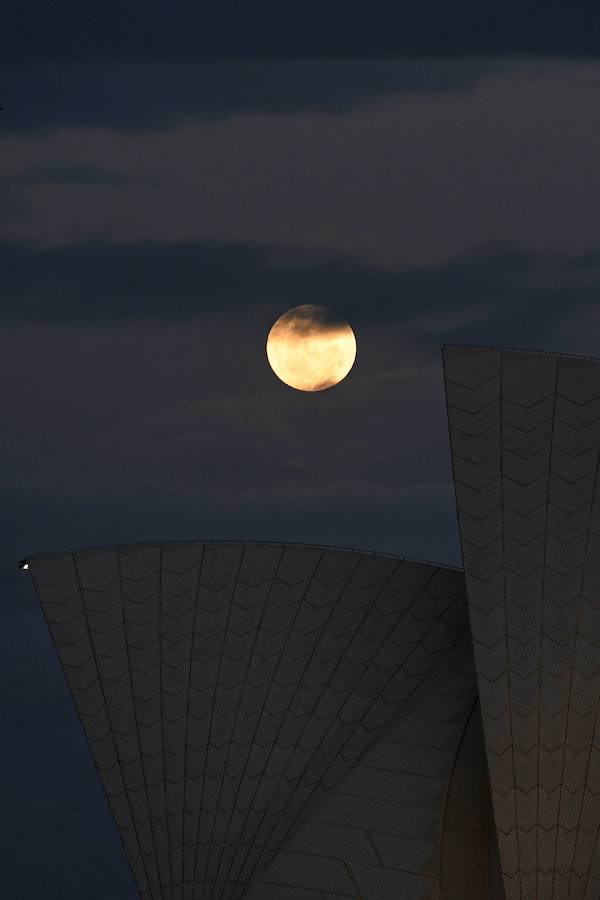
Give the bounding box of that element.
[443,343,600,363]
[18,537,463,573]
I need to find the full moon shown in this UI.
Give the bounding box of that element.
[266,305,357,392]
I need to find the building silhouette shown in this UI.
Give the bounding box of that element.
[23,346,600,899]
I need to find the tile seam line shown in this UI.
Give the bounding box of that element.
[189,544,248,898]
[557,450,600,897]
[117,546,165,900]
[213,548,328,896]
[158,543,175,897]
[180,542,205,900]
[203,545,287,899]
[498,349,523,897]
[535,356,560,900]
[571,459,600,899]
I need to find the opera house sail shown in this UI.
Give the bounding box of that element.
[27,543,493,899]
[22,345,600,899]
[444,346,600,900]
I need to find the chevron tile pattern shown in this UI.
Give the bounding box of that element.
[248,639,493,899]
[29,541,468,900]
[444,346,600,899]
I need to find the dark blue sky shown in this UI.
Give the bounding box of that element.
[4,10,600,897]
[4,1,600,61]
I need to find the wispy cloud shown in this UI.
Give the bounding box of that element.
[0,238,597,350]
[3,62,600,267]
[0,59,504,136]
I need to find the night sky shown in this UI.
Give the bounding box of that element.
[4,4,600,897]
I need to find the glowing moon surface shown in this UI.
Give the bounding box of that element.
[266,305,356,392]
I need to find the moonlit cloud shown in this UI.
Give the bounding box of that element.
[2,61,600,267]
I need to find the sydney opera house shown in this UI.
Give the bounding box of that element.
[22,346,600,899]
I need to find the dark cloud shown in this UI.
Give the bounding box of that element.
[5,62,599,264]
[0,59,501,135]
[2,1,600,63]
[0,237,596,350]
[271,304,350,337]
[0,184,31,226]
[6,160,166,188]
